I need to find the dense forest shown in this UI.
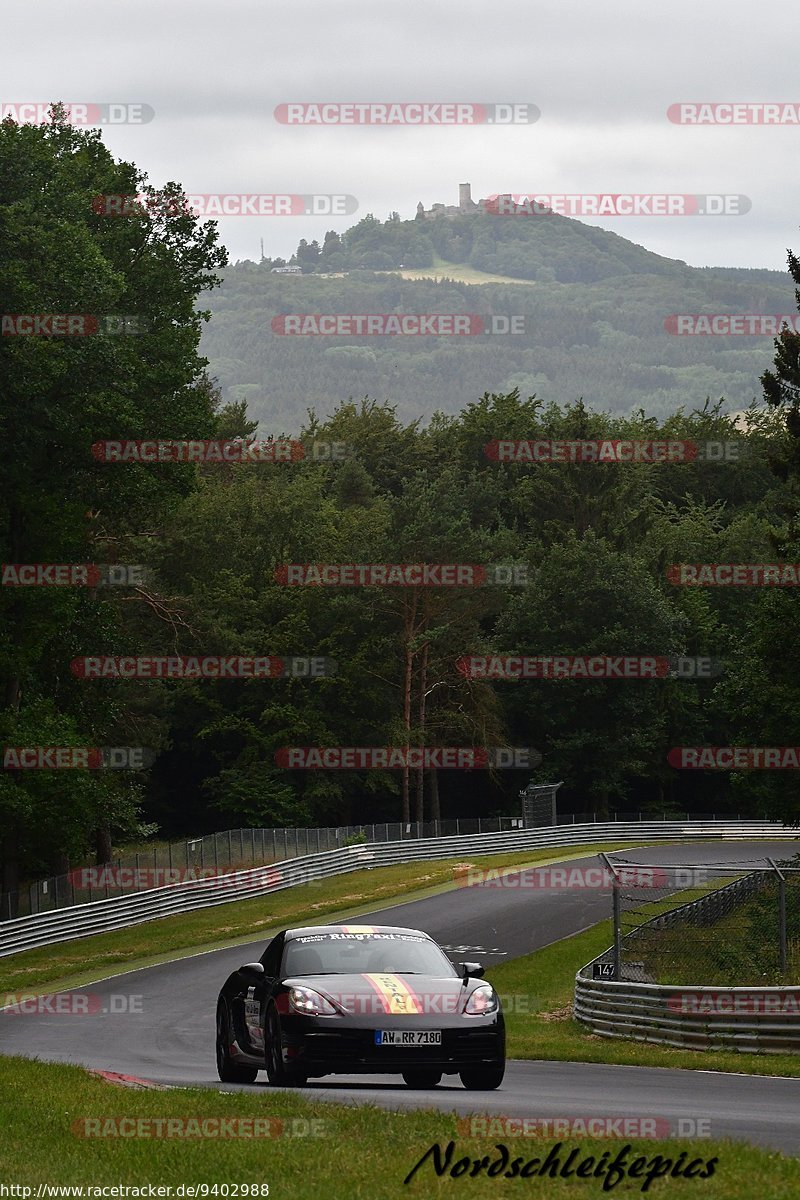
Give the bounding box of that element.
[4,115,800,894]
[201,210,794,426]
[269,208,690,278]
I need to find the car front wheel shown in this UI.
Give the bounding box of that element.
[459,1062,505,1090]
[216,1000,259,1084]
[265,1008,308,1087]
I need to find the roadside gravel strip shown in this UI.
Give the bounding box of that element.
[2,841,800,1154]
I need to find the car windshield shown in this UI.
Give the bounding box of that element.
[281,932,457,978]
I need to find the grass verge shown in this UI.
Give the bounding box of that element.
[383,255,538,286]
[11,842,800,1083]
[633,880,800,986]
[1,842,644,995]
[491,920,800,1077]
[0,1055,797,1196]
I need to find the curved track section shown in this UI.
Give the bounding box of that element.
[2,842,799,1154]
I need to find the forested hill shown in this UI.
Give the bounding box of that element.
[199,209,795,430]
[273,208,690,281]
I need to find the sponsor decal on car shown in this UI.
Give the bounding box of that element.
[363,973,424,1015]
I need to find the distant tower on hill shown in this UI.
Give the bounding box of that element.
[416,184,482,220]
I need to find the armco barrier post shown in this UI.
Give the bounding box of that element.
[768,858,788,974]
[600,852,621,980]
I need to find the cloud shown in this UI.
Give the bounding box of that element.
[2,0,798,269]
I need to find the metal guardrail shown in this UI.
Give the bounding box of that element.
[576,861,800,1052]
[4,816,540,919]
[574,973,800,1053]
[5,809,763,920]
[641,870,768,933]
[0,820,792,959]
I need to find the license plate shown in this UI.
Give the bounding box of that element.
[375,1030,442,1046]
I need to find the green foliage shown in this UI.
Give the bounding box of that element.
[342,831,368,846]
[635,877,800,986]
[0,109,227,887]
[201,244,793,426]
[6,116,800,889]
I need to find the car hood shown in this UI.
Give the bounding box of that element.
[282,972,485,1017]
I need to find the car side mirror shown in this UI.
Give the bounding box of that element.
[459,961,484,980]
[242,962,265,977]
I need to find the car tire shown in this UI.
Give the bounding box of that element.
[401,1069,442,1088]
[459,1062,505,1090]
[265,1008,308,1087]
[216,1000,259,1084]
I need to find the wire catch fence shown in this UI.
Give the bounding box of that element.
[596,853,800,987]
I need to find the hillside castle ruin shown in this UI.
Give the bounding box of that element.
[416,182,507,219]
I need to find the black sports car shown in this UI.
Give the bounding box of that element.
[215,923,505,1089]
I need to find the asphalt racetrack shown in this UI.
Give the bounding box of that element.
[3,840,800,1153]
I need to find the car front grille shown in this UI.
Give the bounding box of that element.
[299,1027,500,1066]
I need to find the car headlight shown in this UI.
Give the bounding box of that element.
[464,984,498,1015]
[288,986,338,1016]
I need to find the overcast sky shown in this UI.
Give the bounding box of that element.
[4,0,799,271]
